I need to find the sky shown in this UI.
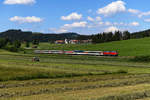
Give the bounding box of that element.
[1,0,150,34]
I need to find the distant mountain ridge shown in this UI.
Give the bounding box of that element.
[130,29,150,38]
[0,29,84,42]
[0,29,150,42]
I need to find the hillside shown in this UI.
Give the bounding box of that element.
[2,48,150,99]
[1,28,150,43]
[1,29,150,56]
[0,29,83,42]
[35,37,150,56]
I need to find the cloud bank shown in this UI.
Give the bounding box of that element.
[10,16,43,23]
[4,0,36,5]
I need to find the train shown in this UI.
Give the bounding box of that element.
[34,50,118,56]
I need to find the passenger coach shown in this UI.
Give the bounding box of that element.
[34,50,118,56]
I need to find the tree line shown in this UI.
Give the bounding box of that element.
[0,29,80,43]
[91,29,150,43]
[0,38,21,52]
[0,37,40,52]
[91,31,130,43]
[0,29,150,46]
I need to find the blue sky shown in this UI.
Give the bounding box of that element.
[1,0,150,34]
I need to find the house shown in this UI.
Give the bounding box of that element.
[55,39,92,44]
[69,40,80,44]
[55,40,65,44]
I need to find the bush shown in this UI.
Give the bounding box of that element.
[5,46,19,52]
[131,56,150,62]
[25,41,30,48]
[0,38,9,48]
[13,40,21,48]
[103,70,128,75]
[116,70,128,74]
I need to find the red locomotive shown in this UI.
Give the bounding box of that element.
[34,50,119,56]
[103,51,118,56]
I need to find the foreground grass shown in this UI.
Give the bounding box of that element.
[3,83,150,100]
[138,98,150,100]
[1,50,150,99]
[1,52,150,81]
[1,50,150,81]
[0,74,149,99]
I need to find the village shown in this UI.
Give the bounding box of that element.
[55,39,92,44]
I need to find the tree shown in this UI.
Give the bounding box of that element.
[91,34,99,43]
[0,38,9,48]
[25,41,30,48]
[106,32,113,42]
[13,40,21,48]
[142,31,150,37]
[102,33,107,42]
[123,31,130,40]
[32,39,39,45]
[113,31,122,41]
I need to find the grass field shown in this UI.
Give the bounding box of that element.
[2,38,150,99]
[27,37,150,56]
[0,48,150,100]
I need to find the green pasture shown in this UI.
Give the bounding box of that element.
[0,50,150,81]
[0,48,150,99]
[26,37,150,56]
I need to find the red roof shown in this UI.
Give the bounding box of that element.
[56,40,64,42]
[70,40,79,42]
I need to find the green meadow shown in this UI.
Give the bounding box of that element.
[1,38,150,99]
[28,37,150,56]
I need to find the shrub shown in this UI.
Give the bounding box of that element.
[131,56,150,62]
[103,70,128,75]
[13,40,21,48]
[5,46,19,52]
[0,38,9,48]
[25,41,30,48]
[116,70,128,74]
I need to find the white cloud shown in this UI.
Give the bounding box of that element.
[128,9,140,14]
[97,0,126,16]
[87,16,102,22]
[104,26,119,33]
[87,16,94,22]
[104,22,112,26]
[138,11,150,18]
[50,21,87,33]
[112,22,127,26]
[4,0,36,5]
[88,20,140,30]
[55,29,68,33]
[61,12,82,21]
[127,9,150,18]
[99,22,103,25]
[144,19,150,22]
[96,17,102,21]
[49,28,68,33]
[129,22,139,26]
[9,16,43,23]
[63,21,87,28]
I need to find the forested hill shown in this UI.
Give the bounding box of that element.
[0,29,150,43]
[0,29,90,42]
[131,29,150,38]
[0,30,32,42]
[92,29,150,43]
